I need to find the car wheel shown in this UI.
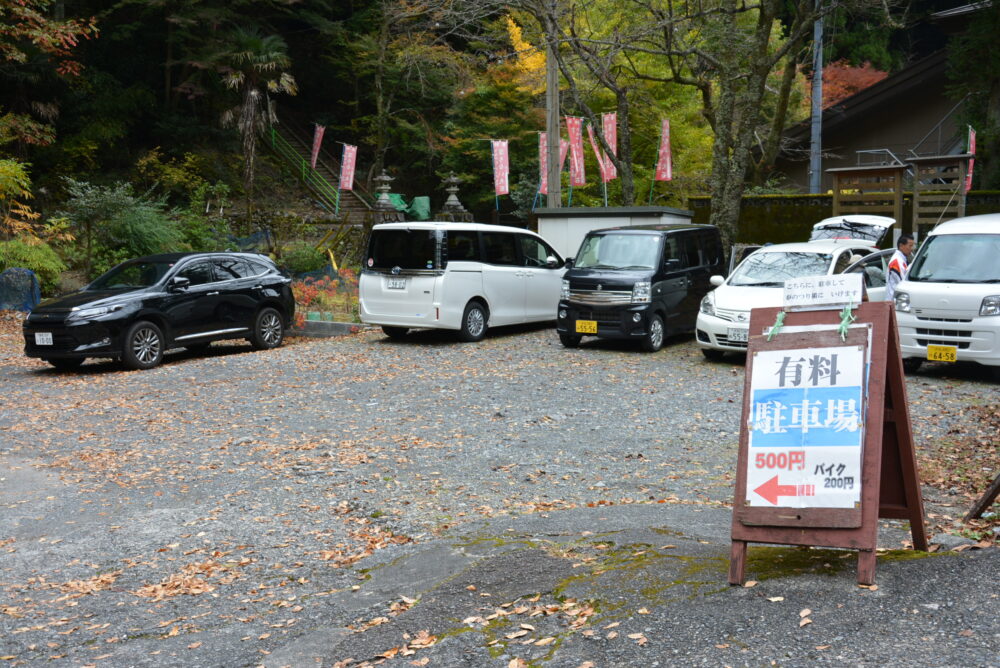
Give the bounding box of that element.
[701,348,725,361]
[902,358,922,374]
[382,326,408,340]
[457,302,488,342]
[250,308,285,350]
[559,333,582,348]
[640,314,664,353]
[122,321,164,370]
[46,358,84,371]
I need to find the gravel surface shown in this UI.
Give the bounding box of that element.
[0,319,997,667]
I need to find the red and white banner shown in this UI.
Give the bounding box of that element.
[965,126,976,193]
[310,124,325,169]
[492,139,509,196]
[587,124,607,182]
[602,112,617,180]
[339,144,357,191]
[538,133,571,194]
[654,118,673,182]
[565,117,586,187]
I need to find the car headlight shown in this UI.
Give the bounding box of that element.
[981,295,1000,316]
[894,291,910,313]
[561,279,570,300]
[71,306,111,319]
[632,280,651,304]
[700,292,715,316]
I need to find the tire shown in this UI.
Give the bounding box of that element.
[902,358,922,374]
[559,333,582,348]
[382,326,409,340]
[457,302,488,342]
[701,348,725,361]
[122,321,164,370]
[640,314,665,353]
[250,308,285,350]
[46,357,84,371]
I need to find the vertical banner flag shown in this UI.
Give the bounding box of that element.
[310,124,325,169]
[655,118,672,182]
[538,132,548,194]
[539,133,571,194]
[565,117,586,186]
[965,126,976,193]
[492,139,510,196]
[339,144,357,191]
[587,124,610,183]
[602,112,617,180]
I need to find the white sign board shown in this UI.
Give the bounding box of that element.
[746,344,866,508]
[783,273,863,311]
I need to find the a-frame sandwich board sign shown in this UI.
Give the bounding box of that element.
[729,302,928,586]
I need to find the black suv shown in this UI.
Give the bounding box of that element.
[23,252,294,370]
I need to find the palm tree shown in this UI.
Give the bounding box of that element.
[215,26,297,216]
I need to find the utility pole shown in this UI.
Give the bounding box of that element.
[808,2,824,194]
[545,8,561,208]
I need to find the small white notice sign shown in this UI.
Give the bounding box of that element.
[783,273,863,311]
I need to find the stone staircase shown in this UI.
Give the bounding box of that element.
[266,117,374,223]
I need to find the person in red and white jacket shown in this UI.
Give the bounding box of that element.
[886,234,916,302]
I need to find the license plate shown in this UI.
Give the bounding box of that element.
[926,344,957,362]
[576,319,597,334]
[386,277,406,290]
[727,326,748,343]
[34,332,53,345]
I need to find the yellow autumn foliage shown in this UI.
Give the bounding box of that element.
[505,16,545,95]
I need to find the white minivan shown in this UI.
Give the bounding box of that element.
[359,221,566,341]
[894,214,1000,374]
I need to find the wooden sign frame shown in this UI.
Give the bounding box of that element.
[729,302,928,586]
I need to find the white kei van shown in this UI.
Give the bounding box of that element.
[359,222,567,341]
[894,214,1000,374]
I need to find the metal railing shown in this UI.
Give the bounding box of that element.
[268,127,342,214]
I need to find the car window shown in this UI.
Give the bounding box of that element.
[177,261,216,286]
[247,259,272,275]
[482,232,519,266]
[447,230,480,262]
[215,257,252,280]
[729,251,832,287]
[677,233,702,268]
[863,254,887,287]
[832,251,855,274]
[576,233,661,270]
[518,235,556,267]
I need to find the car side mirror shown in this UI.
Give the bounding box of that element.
[564,257,574,269]
[169,276,190,292]
[545,255,560,269]
[710,275,725,287]
[664,258,682,272]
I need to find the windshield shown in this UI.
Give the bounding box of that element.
[728,251,832,287]
[907,234,1000,283]
[574,233,661,270]
[88,260,173,290]
[367,229,441,271]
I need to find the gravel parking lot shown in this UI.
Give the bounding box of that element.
[1,320,997,667]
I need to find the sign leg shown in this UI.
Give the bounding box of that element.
[728,540,748,585]
[857,549,876,585]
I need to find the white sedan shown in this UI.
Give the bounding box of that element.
[695,240,880,359]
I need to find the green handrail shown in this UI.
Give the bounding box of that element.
[268,127,343,214]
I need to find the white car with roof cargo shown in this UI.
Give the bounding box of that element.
[359,221,567,342]
[893,213,1000,374]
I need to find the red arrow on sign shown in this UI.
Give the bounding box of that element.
[754,476,816,505]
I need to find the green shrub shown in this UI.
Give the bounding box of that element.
[281,241,327,274]
[0,238,66,294]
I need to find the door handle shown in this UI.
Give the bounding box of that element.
[253,285,263,290]
[207,291,219,296]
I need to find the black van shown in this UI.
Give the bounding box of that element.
[556,224,725,352]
